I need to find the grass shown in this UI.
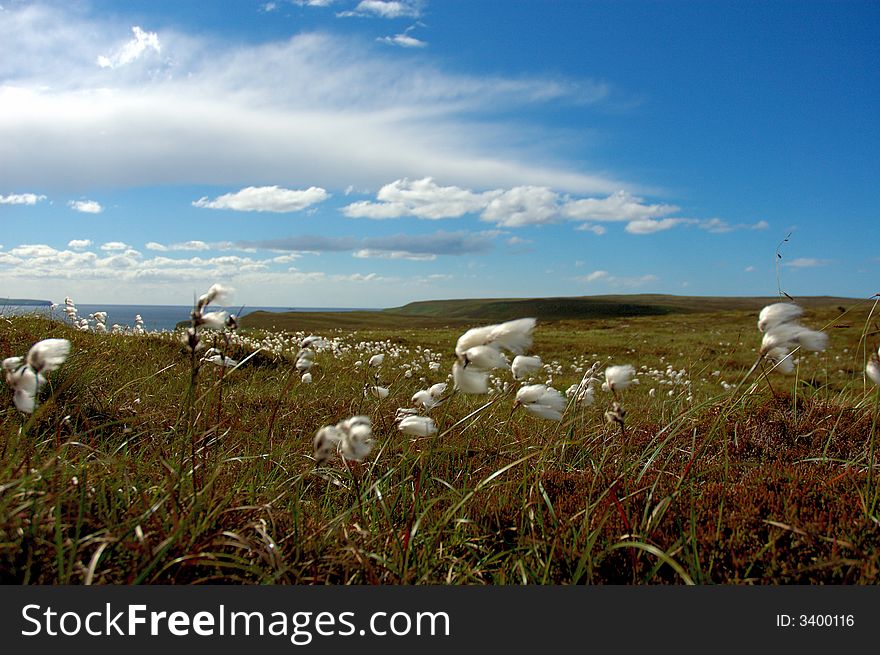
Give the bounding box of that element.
[0,300,878,584]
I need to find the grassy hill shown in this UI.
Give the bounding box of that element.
[240,294,858,331]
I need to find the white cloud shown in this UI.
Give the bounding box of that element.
[344,178,754,236]
[0,239,430,306]
[575,223,607,235]
[481,186,560,227]
[345,1,421,18]
[334,272,385,282]
[67,239,92,250]
[744,265,755,272]
[0,7,619,194]
[96,26,160,69]
[68,199,103,214]
[344,179,560,227]
[698,218,769,233]
[193,185,329,212]
[582,270,609,282]
[9,244,58,258]
[271,253,301,264]
[561,190,678,223]
[146,240,243,252]
[343,178,497,219]
[378,33,427,48]
[625,218,696,234]
[100,241,130,251]
[576,270,658,288]
[0,192,46,205]
[353,249,436,261]
[786,258,832,268]
[170,240,211,251]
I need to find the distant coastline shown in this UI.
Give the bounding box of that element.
[0,298,52,306]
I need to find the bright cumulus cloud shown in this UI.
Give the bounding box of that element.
[0,193,46,205]
[343,179,771,236]
[346,179,686,232]
[68,199,103,214]
[343,178,497,219]
[193,186,329,212]
[346,1,421,19]
[96,26,161,69]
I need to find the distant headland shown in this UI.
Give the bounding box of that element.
[0,298,53,306]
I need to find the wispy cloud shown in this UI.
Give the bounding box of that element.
[100,242,131,252]
[377,33,427,48]
[67,239,92,250]
[0,192,46,205]
[0,5,618,194]
[353,249,436,261]
[625,218,695,234]
[698,218,769,233]
[340,1,423,19]
[785,257,832,268]
[193,186,329,212]
[145,240,243,252]
[96,26,161,69]
[68,199,103,214]
[241,229,494,257]
[575,270,659,288]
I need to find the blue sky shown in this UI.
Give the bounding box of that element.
[0,0,877,307]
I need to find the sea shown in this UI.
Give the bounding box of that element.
[0,303,377,332]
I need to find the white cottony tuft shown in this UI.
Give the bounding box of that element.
[301,372,313,384]
[337,416,374,461]
[4,339,70,414]
[604,364,636,392]
[452,361,489,394]
[398,415,438,437]
[368,354,385,367]
[26,339,71,374]
[757,303,804,333]
[196,311,229,331]
[453,317,536,393]
[760,322,828,356]
[313,425,344,466]
[198,283,232,309]
[455,317,536,357]
[412,382,448,409]
[313,416,374,464]
[765,347,796,374]
[511,355,542,380]
[461,345,508,370]
[757,302,827,375]
[367,385,390,399]
[3,357,23,373]
[867,350,880,386]
[296,348,316,372]
[515,384,567,421]
[565,380,595,406]
[9,367,45,413]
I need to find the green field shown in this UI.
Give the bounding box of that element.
[1,295,879,584]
